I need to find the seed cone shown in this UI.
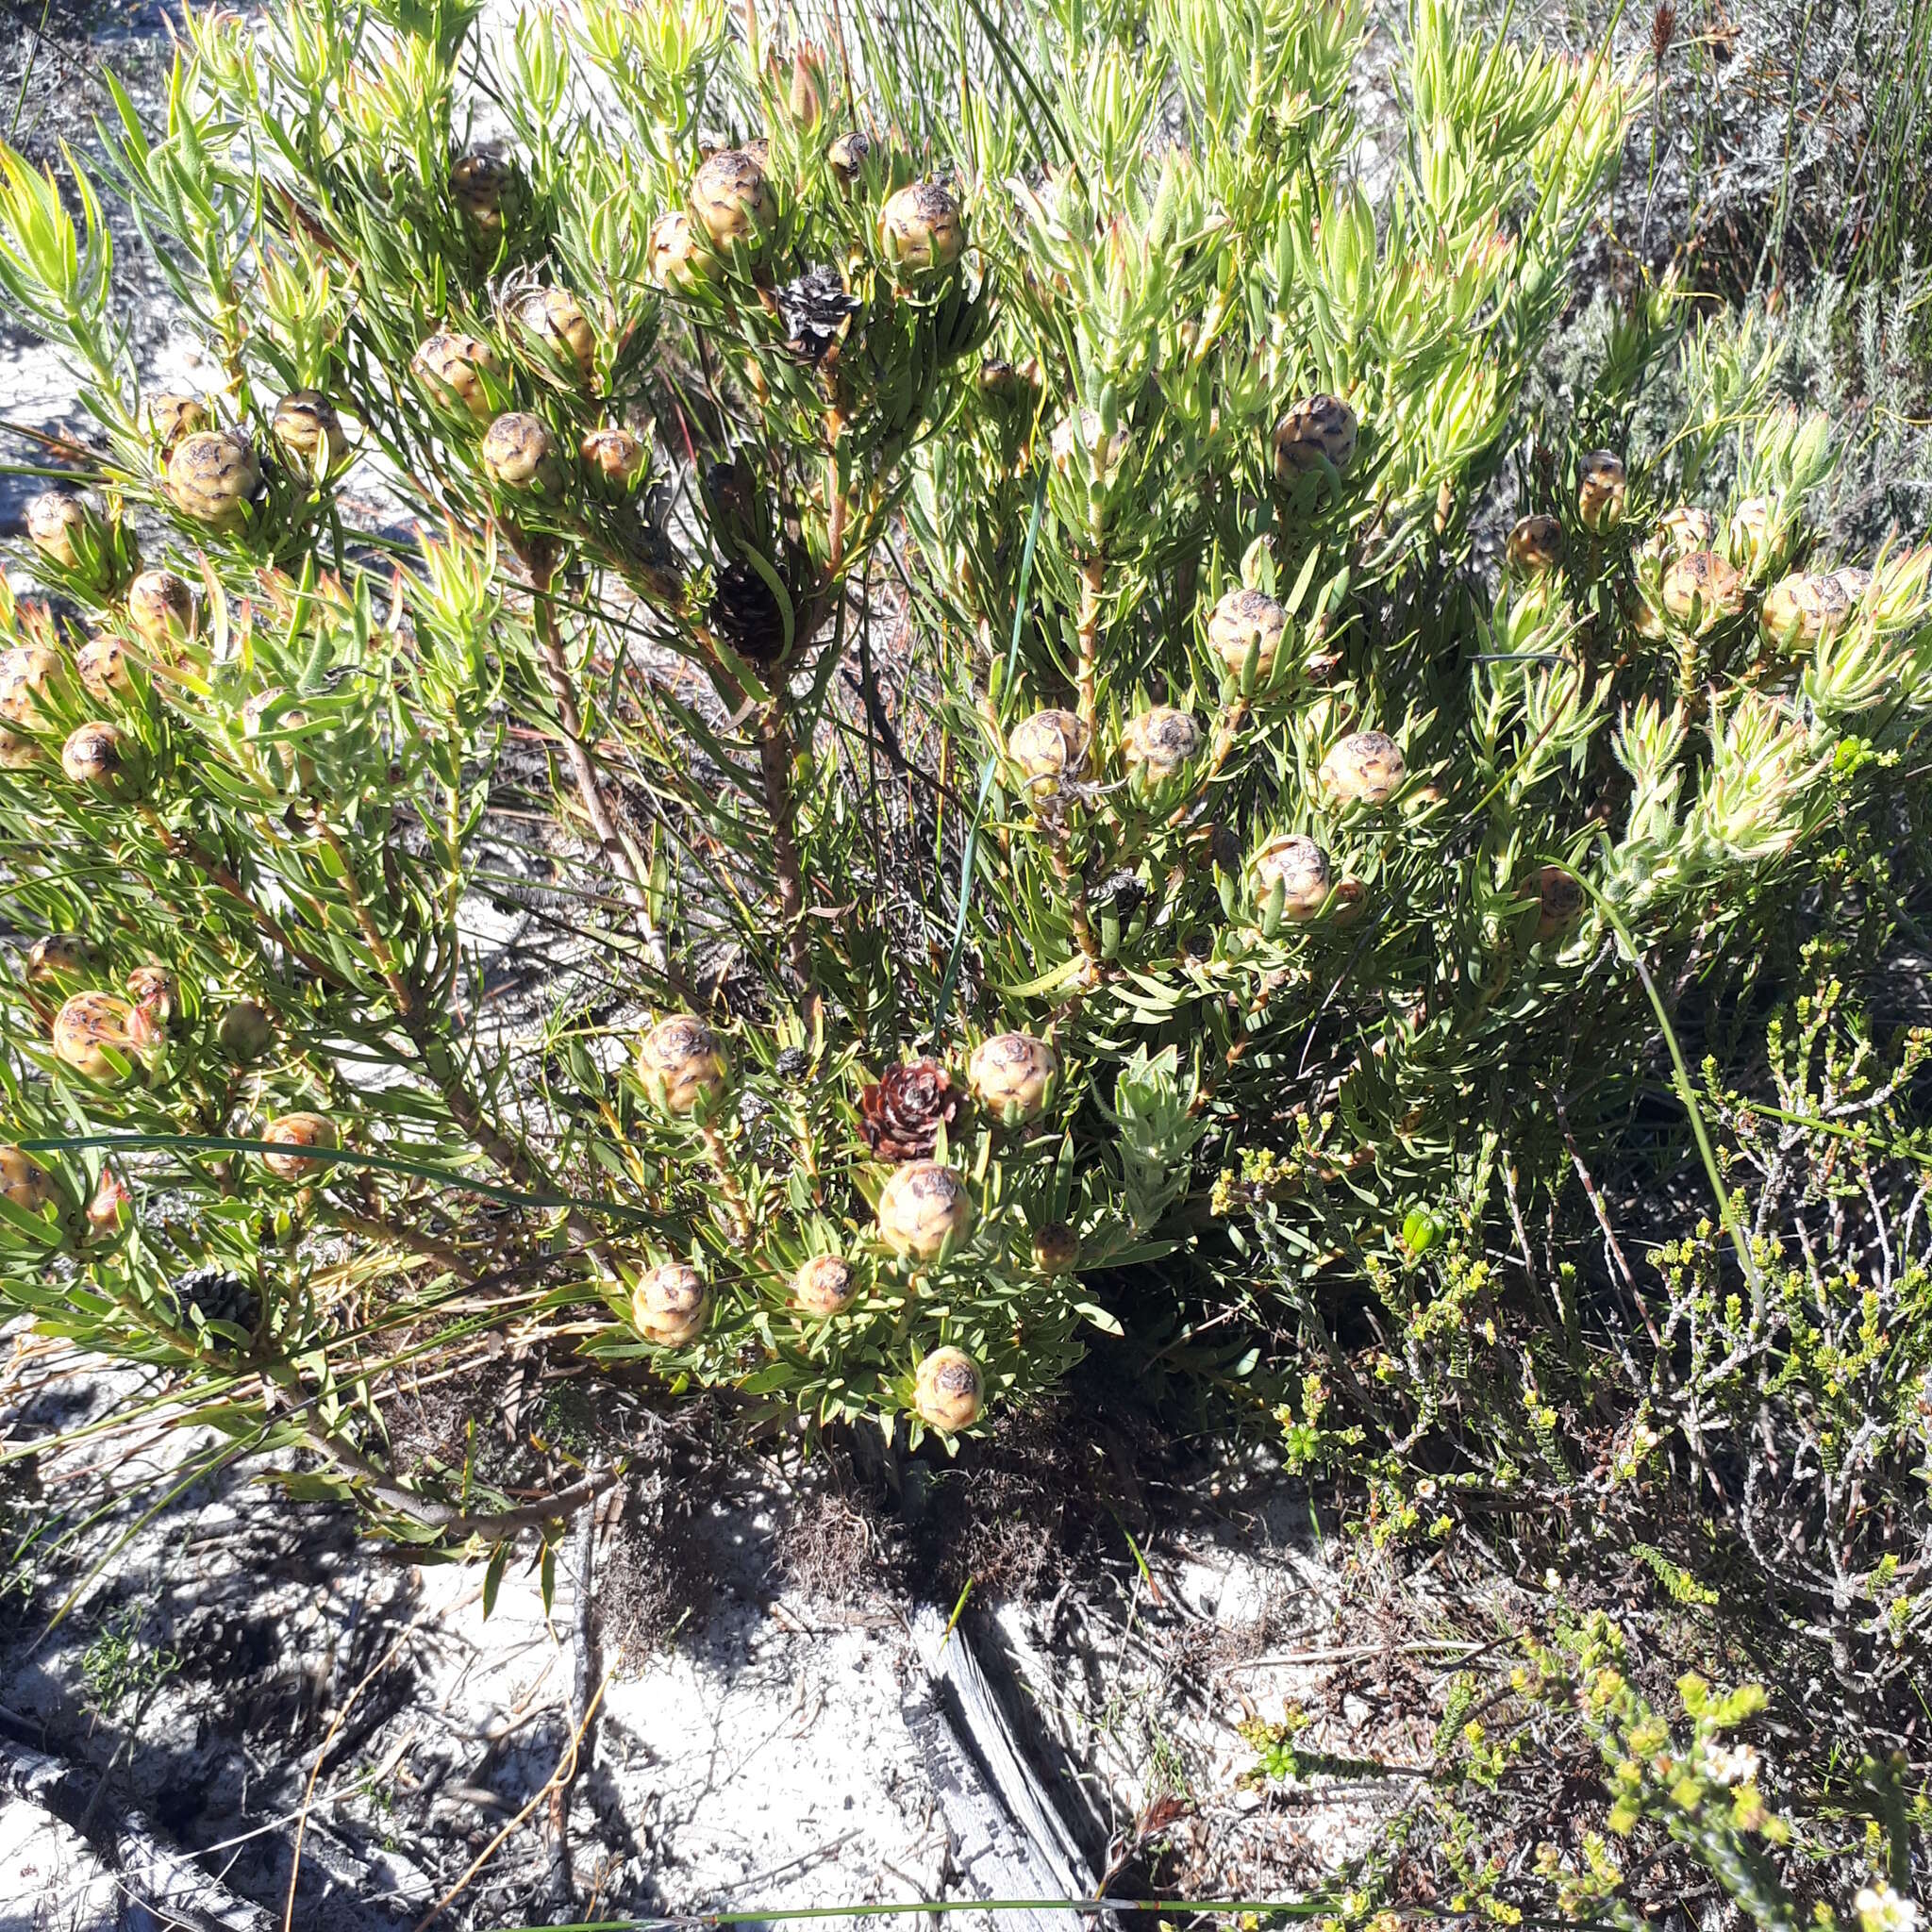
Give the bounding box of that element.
[218,999,275,1062]
[260,1111,339,1180]
[26,491,87,570]
[0,644,58,768]
[1093,869,1148,920]
[1760,571,1852,651]
[876,1160,974,1259]
[1726,495,1775,571]
[1661,549,1744,628]
[509,285,597,384]
[708,562,791,665]
[1273,392,1357,480]
[858,1058,960,1161]
[913,1346,983,1431]
[967,1033,1058,1123]
[53,991,137,1080]
[1651,504,1716,558]
[1008,708,1089,787]
[60,721,131,791]
[0,645,56,722]
[0,1145,54,1212]
[175,1264,260,1338]
[481,412,564,495]
[1208,587,1288,680]
[272,391,348,473]
[1122,706,1202,783]
[633,1261,708,1344]
[166,431,261,533]
[648,210,708,291]
[880,181,964,272]
[1319,730,1406,806]
[1252,833,1333,920]
[26,934,96,983]
[450,148,518,231]
[827,129,872,179]
[638,1015,729,1115]
[792,1253,857,1317]
[1505,513,1563,575]
[1576,450,1626,531]
[775,265,860,363]
[75,635,133,700]
[125,569,195,648]
[1532,864,1584,940]
[147,392,208,452]
[1031,1221,1079,1275]
[691,148,772,248]
[580,427,647,489]
[412,332,502,419]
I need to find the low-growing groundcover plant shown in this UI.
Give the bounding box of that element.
[0,0,1928,1628]
[1239,1612,1929,1932]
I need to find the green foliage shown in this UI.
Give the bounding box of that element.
[0,0,1928,1566]
[1245,967,1932,1754]
[1242,1615,1924,1930]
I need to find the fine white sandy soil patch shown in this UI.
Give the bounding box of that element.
[0,1343,1456,1931]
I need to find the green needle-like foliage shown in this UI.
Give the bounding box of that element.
[0,0,1925,1556]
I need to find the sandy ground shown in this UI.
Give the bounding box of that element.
[0,1339,1428,1931]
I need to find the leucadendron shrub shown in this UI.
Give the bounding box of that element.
[0,0,1929,1546]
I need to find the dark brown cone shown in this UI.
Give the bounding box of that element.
[708,562,790,665]
[858,1058,961,1161]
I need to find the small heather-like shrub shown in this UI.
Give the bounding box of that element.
[0,0,1927,1557]
[1243,1614,1925,1930]
[1253,969,1932,1751]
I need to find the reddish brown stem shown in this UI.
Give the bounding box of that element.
[1075,554,1106,735]
[139,807,346,991]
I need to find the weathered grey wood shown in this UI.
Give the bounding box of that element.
[0,1739,274,1932]
[906,1605,1111,1930]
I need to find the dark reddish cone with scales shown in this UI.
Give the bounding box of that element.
[708,562,790,664]
[858,1058,960,1161]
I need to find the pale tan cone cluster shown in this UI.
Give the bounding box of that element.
[625,1008,1068,1429]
